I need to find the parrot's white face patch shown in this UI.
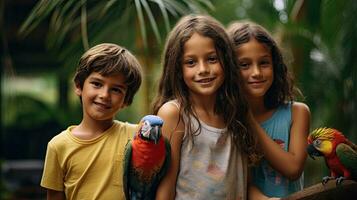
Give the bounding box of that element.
[141,120,152,138]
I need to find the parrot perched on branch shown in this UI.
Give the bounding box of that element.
[123,115,171,200]
[307,127,357,185]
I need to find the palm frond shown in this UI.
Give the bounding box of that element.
[19,0,61,36]
[141,0,162,45]
[151,0,171,33]
[19,0,215,50]
[81,0,89,50]
[134,0,148,47]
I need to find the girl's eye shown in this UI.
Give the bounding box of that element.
[208,55,218,63]
[260,60,271,67]
[184,59,196,67]
[239,62,249,69]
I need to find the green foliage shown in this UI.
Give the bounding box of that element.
[3,95,53,128]
[7,0,356,190]
[18,0,215,121]
[209,0,357,186]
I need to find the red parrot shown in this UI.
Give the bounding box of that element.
[307,127,357,184]
[123,115,171,200]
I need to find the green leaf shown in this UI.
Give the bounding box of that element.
[151,0,171,33]
[141,0,162,44]
[135,0,148,47]
[81,0,89,50]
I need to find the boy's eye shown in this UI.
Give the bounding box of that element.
[111,87,123,94]
[90,81,102,87]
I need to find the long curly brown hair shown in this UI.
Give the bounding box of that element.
[227,21,302,109]
[152,15,260,164]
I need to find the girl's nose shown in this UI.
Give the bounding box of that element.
[198,60,210,74]
[251,64,262,77]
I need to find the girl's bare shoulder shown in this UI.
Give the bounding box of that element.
[157,101,180,119]
[292,102,310,112]
[157,101,185,136]
[291,101,310,120]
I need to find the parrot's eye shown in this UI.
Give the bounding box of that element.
[313,139,321,146]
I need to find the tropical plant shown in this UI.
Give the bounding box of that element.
[19,0,214,120]
[210,0,357,186]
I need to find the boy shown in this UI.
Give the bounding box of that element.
[41,43,142,199]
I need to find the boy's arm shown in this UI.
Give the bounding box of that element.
[249,102,310,180]
[155,102,184,200]
[41,141,66,199]
[47,189,65,200]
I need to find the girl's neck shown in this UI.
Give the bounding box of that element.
[249,97,275,123]
[190,94,216,114]
[190,94,225,129]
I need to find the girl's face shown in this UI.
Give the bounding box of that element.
[182,33,224,99]
[75,72,127,122]
[236,38,273,100]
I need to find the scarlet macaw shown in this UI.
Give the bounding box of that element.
[123,115,171,200]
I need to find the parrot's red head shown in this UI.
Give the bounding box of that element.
[307,127,347,159]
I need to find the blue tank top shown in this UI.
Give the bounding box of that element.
[252,102,303,197]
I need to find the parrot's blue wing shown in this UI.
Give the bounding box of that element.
[123,140,132,200]
[336,143,357,180]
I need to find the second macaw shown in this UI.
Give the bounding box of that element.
[307,127,357,184]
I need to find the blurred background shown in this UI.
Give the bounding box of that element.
[1,0,356,199]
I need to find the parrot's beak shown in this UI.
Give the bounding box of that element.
[151,126,161,144]
[307,144,323,160]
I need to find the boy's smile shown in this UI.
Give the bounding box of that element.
[76,72,127,122]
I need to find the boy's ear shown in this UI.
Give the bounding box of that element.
[120,103,128,109]
[74,83,82,96]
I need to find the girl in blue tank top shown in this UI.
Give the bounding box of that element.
[228,21,311,198]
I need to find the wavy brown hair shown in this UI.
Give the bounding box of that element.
[152,15,260,164]
[73,43,142,105]
[227,22,302,109]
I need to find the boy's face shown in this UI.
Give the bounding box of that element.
[75,72,127,121]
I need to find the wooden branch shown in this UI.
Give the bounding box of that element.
[282,180,357,200]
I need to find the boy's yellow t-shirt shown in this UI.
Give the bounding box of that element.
[41,120,137,199]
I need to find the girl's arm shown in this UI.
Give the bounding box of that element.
[47,189,65,200]
[155,102,185,200]
[250,102,310,180]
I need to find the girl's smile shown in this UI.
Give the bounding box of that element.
[236,38,273,99]
[195,77,216,84]
[182,33,224,98]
